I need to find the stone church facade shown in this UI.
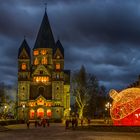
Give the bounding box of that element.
[17,11,70,121]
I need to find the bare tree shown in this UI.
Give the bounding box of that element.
[72,66,98,119]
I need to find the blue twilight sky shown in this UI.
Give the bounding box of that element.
[0,0,140,91]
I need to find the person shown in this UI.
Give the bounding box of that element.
[35,120,38,128]
[42,118,46,127]
[38,119,42,127]
[47,119,50,127]
[81,118,83,127]
[65,119,69,129]
[87,118,90,126]
[26,120,30,129]
[75,118,78,128]
[72,118,75,129]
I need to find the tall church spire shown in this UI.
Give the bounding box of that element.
[18,39,30,58]
[44,2,47,12]
[34,11,55,49]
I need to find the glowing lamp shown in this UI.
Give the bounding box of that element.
[109,88,140,126]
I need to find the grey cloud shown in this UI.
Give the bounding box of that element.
[49,0,140,47]
[0,0,140,91]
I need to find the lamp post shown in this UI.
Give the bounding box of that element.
[22,104,25,123]
[4,105,7,119]
[105,102,112,124]
[69,107,71,116]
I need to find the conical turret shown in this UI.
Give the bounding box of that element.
[34,11,55,49]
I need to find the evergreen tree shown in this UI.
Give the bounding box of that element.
[84,75,99,118]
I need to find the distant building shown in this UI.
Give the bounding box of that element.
[17,11,70,120]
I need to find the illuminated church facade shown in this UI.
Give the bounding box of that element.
[17,11,70,120]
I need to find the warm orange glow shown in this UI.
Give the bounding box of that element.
[34,58,39,65]
[37,108,44,118]
[30,109,35,119]
[56,63,60,70]
[48,103,52,107]
[34,50,39,55]
[45,102,52,107]
[21,63,26,70]
[47,109,52,117]
[110,88,140,126]
[41,50,47,55]
[37,98,44,105]
[29,102,35,107]
[33,76,49,83]
[42,57,47,64]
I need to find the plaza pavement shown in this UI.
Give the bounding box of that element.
[0,125,8,131]
[0,123,140,140]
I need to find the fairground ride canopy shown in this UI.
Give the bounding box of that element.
[109,88,140,126]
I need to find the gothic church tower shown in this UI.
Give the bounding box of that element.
[17,11,70,121]
[17,39,31,120]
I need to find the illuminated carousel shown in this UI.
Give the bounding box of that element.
[109,88,140,126]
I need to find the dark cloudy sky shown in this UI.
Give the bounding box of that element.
[1,0,140,91]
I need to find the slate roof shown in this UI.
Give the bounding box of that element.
[18,39,31,58]
[54,40,64,57]
[34,11,55,49]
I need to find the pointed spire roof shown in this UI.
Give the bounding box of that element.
[34,11,55,49]
[18,39,31,58]
[55,40,64,56]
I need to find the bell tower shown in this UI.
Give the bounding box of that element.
[17,39,31,121]
[17,10,70,121]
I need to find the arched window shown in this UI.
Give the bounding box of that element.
[30,109,35,119]
[34,76,49,83]
[34,58,39,65]
[56,63,60,70]
[21,63,26,70]
[42,57,47,64]
[47,109,52,117]
[33,50,39,56]
[37,108,44,118]
[41,50,47,55]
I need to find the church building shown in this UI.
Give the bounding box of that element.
[17,11,70,121]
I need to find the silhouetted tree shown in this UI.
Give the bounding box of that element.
[72,66,100,119]
[84,75,100,118]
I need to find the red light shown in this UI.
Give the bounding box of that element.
[110,88,140,126]
[113,109,140,126]
[47,109,52,117]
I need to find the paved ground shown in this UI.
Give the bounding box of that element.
[0,123,140,140]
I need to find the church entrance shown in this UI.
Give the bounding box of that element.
[37,108,44,118]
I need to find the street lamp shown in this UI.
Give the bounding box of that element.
[22,104,25,123]
[105,102,112,124]
[4,105,7,119]
[4,105,7,109]
[69,107,71,117]
[22,104,25,109]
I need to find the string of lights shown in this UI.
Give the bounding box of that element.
[110,88,140,126]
